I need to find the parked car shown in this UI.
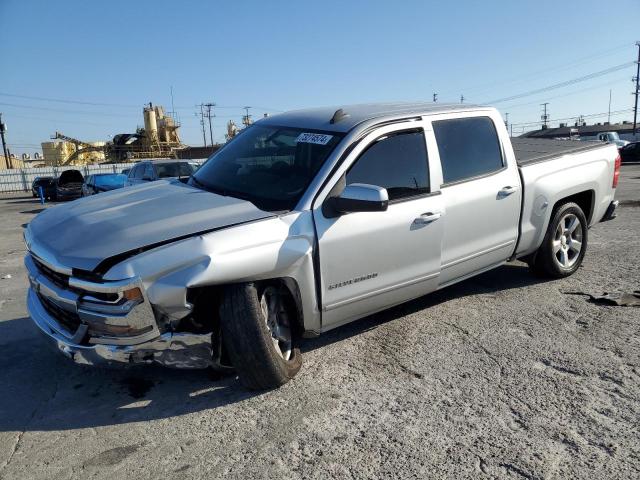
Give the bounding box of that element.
[619,141,640,163]
[82,173,127,196]
[125,160,194,186]
[24,103,620,390]
[31,176,55,198]
[188,161,202,172]
[51,169,84,201]
[594,131,629,149]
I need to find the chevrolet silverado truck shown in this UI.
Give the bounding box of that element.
[24,103,621,389]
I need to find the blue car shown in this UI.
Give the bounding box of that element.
[82,173,127,196]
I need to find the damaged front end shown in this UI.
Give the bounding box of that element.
[24,250,219,370]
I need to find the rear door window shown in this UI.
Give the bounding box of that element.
[346,130,429,201]
[144,163,155,180]
[157,162,193,178]
[131,165,143,179]
[433,117,504,184]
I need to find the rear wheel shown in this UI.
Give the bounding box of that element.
[529,202,588,278]
[219,283,302,389]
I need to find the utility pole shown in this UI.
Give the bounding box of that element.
[433,93,438,103]
[0,113,9,169]
[632,41,640,137]
[607,89,612,124]
[203,102,216,145]
[460,94,465,104]
[540,103,549,129]
[242,106,252,127]
[505,112,509,131]
[196,104,207,146]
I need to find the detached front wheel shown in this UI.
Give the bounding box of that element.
[219,283,302,390]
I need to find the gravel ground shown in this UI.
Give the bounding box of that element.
[0,166,639,479]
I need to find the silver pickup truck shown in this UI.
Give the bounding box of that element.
[24,103,620,389]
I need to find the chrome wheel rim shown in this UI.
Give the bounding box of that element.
[260,287,293,361]
[553,213,583,269]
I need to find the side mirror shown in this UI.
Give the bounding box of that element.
[326,183,388,217]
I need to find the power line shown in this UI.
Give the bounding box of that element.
[484,62,635,104]
[510,108,633,127]
[438,41,636,99]
[0,102,140,117]
[0,92,284,113]
[0,92,140,108]
[498,75,630,111]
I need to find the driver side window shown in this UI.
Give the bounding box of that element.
[346,129,429,201]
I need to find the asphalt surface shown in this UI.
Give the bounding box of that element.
[0,166,639,479]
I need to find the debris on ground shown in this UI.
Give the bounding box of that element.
[565,290,640,307]
[1,274,11,279]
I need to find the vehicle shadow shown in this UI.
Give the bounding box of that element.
[20,208,46,215]
[302,262,544,353]
[0,262,542,432]
[0,316,258,433]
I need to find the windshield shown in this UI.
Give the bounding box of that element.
[95,174,126,188]
[191,125,344,211]
[156,162,194,178]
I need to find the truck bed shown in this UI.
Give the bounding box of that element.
[512,138,607,166]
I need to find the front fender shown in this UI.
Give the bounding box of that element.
[103,212,321,332]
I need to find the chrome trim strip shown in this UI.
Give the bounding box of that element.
[30,249,73,276]
[27,288,77,340]
[441,240,515,270]
[25,254,78,312]
[69,276,139,293]
[323,271,439,311]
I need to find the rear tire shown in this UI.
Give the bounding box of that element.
[529,202,588,278]
[219,283,302,390]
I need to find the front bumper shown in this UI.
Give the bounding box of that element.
[27,288,214,369]
[56,189,82,200]
[24,252,213,369]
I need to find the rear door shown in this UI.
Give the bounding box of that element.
[313,122,444,330]
[430,114,521,285]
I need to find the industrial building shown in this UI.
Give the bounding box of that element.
[39,103,184,166]
[40,139,106,166]
[521,121,638,141]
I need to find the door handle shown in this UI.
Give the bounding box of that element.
[415,212,441,224]
[497,186,518,198]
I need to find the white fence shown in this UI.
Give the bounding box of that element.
[0,163,134,193]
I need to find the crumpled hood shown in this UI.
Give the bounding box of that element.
[28,180,274,272]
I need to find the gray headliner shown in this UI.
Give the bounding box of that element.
[259,102,485,133]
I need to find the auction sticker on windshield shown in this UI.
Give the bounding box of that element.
[296,132,333,145]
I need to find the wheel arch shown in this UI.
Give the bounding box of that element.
[551,189,595,224]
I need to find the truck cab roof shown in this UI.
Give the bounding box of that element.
[259,102,487,133]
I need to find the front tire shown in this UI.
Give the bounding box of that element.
[529,202,588,278]
[219,283,302,389]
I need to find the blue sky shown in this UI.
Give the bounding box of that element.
[1,0,639,155]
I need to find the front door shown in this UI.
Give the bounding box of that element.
[313,123,444,330]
